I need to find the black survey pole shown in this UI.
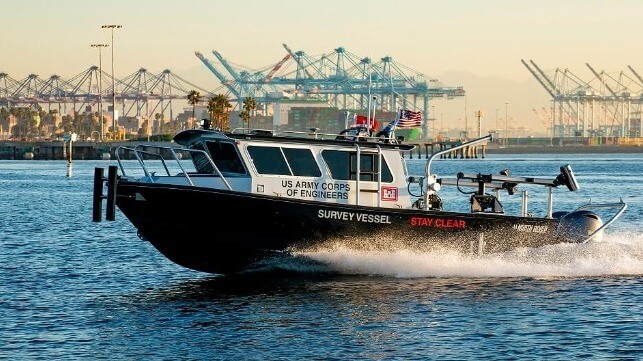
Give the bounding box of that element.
[92,168,104,222]
[106,165,118,221]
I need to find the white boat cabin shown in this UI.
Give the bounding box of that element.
[121,129,418,210]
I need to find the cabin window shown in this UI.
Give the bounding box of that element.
[189,142,215,174]
[247,146,321,177]
[282,148,322,177]
[322,150,393,182]
[198,140,246,174]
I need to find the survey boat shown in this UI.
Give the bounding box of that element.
[92,125,626,275]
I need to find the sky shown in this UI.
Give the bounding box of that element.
[1,0,642,135]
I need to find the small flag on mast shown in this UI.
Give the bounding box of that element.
[355,114,380,131]
[397,109,422,128]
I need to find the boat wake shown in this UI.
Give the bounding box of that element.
[275,232,643,278]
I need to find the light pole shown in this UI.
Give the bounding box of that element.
[102,24,122,139]
[504,102,509,147]
[91,43,108,140]
[475,110,484,137]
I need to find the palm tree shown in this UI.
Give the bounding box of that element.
[154,113,163,134]
[240,96,257,130]
[187,90,202,129]
[207,93,232,130]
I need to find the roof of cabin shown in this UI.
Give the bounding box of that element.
[173,129,416,151]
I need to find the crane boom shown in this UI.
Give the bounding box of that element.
[212,51,241,81]
[194,51,241,99]
[627,65,643,86]
[263,53,291,82]
[521,59,555,98]
[282,43,314,79]
[586,63,618,97]
[532,108,551,126]
[530,60,558,95]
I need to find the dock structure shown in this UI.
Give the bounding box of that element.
[0,140,143,160]
[404,140,486,160]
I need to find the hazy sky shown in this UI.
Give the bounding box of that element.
[1,0,641,134]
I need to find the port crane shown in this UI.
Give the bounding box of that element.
[524,59,643,137]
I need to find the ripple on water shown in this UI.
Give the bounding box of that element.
[1,158,642,359]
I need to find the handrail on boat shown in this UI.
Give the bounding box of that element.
[115,145,233,190]
[425,134,493,177]
[231,127,335,139]
[116,145,193,185]
[421,134,493,210]
[115,146,167,178]
[230,126,400,143]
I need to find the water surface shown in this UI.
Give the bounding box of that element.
[1,155,641,360]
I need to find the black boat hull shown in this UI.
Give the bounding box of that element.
[114,181,565,275]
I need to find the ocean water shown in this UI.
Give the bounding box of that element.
[1,154,642,360]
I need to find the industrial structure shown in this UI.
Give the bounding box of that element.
[195,44,465,137]
[523,60,642,139]
[1,44,464,140]
[0,67,212,119]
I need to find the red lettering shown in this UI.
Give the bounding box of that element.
[411,217,468,228]
[411,217,433,227]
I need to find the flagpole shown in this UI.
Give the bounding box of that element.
[344,110,350,129]
[390,108,401,136]
[367,65,372,130]
[371,95,377,132]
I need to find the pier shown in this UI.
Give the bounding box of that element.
[404,141,486,159]
[0,140,162,160]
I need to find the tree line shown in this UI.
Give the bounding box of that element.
[0,91,257,141]
[0,106,183,141]
[187,91,256,131]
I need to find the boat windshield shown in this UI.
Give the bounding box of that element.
[190,141,246,175]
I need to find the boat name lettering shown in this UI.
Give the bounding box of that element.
[317,210,392,224]
[410,217,466,228]
[512,224,548,233]
[282,180,350,200]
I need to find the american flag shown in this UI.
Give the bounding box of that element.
[397,109,423,128]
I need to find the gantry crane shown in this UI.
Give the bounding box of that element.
[194,51,241,101]
[262,53,291,83]
[523,59,643,137]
